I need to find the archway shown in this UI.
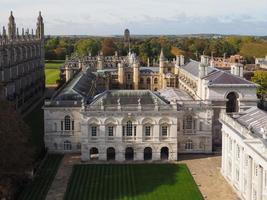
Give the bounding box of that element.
[107,147,115,161]
[90,147,99,160]
[144,147,152,160]
[160,147,169,160]
[226,92,239,113]
[125,147,134,160]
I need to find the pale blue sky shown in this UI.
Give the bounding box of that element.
[0,0,267,35]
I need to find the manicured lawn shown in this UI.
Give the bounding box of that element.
[45,60,64,85]
[18,154,63,200]
[64,164,203,200]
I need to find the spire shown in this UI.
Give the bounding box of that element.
[160,48,165,60]
[8,11,16,39]
[36,11,44,39]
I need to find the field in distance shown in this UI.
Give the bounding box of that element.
[64,164,203,200]
[45,60,64,86]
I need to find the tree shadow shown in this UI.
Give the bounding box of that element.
[178,153,220,162]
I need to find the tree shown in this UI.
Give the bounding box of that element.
[75,39,101,56]
[101,38,117,56]
[0,94,34,175]
[251,70,267,100]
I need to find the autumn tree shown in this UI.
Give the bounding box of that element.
[251,70,267,100]
[101,38,117,56]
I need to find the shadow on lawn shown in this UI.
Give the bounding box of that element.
[64,164,203,200]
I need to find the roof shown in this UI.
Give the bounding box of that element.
[181,60,216,78]
[90,90,169,106]
[181,60,256,86]
[158,87,193,101]
[232,107,267,138]
[205,70,255,85]
[140,67,159,73]
[53,69,97,101]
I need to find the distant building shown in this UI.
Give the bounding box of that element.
[220,107,267,200]
[0,11,45,112]
[255,55,267,69]
[124,28,130,48]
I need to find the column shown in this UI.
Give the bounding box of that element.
[221,133,225,174]
[247,156,252,200]
[153,124,160,142]
[116,124,122,141]
[258,165,263,200]
[99,124,105,141]
[136,124,143,142]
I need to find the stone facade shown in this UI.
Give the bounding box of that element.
[0,12,45,112]
[220,107,267,200]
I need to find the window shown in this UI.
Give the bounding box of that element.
[161,125,168,136]
[91,126,97,136]
[64,116,71,130]
[184,115,193,130]
[140,78,144,84]
[145,125,151,136]
[154,78,158,84]
[146,78,151,85]
[64,141,72,150]
[127,74,131,80]
[108,126,114,136]
[199,121,203,131]
[236,145,240,159]
[185,140,193,150]
[126,121,133,136]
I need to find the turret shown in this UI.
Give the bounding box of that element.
[133,58,140,90]
[159,49,165,74]
[36,11,44,39]
[231,63,243,78]
[97,51,104,70]
[118,62,124,89]
[65,64,73,82]
[8,11,16,40]
[199,56,209,78]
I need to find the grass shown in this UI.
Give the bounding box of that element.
[45,60,64,85]
[18,154,63,200]
[24,103,45,158]
[64,164,203,200]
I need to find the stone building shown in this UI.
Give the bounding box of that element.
[124,28,130,48]
[0,11,45,112]
[220,107,267,200]
[44,47,258,160]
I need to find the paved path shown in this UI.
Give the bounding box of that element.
[46,154,80,200]
[179,154,240,200]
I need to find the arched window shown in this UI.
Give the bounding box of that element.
[126,121,133,136]
[140,78,144,84]
[183,115,193,130]
[147,78,151,85]
[64,141,72,150]
[185,140,193,150]
[64,116,71,130]
[226,92,239,113]
[154,78,158,84]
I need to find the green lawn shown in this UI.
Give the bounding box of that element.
[18,154,63,200]
[64,164,203,200]
[45,60,64,85]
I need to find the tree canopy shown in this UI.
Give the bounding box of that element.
[251,70,267,100]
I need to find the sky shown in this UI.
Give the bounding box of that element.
[0,0,267,36]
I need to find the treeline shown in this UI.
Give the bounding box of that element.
[45,36,267,64]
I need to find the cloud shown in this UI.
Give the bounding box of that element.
[0,0,266,35]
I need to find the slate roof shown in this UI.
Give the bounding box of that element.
[181,60,256,86]
[158,87,193,101]
[90,90,169,106]
[232,107,267,138]
[140,67,159,73]
[205,70,254,85]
